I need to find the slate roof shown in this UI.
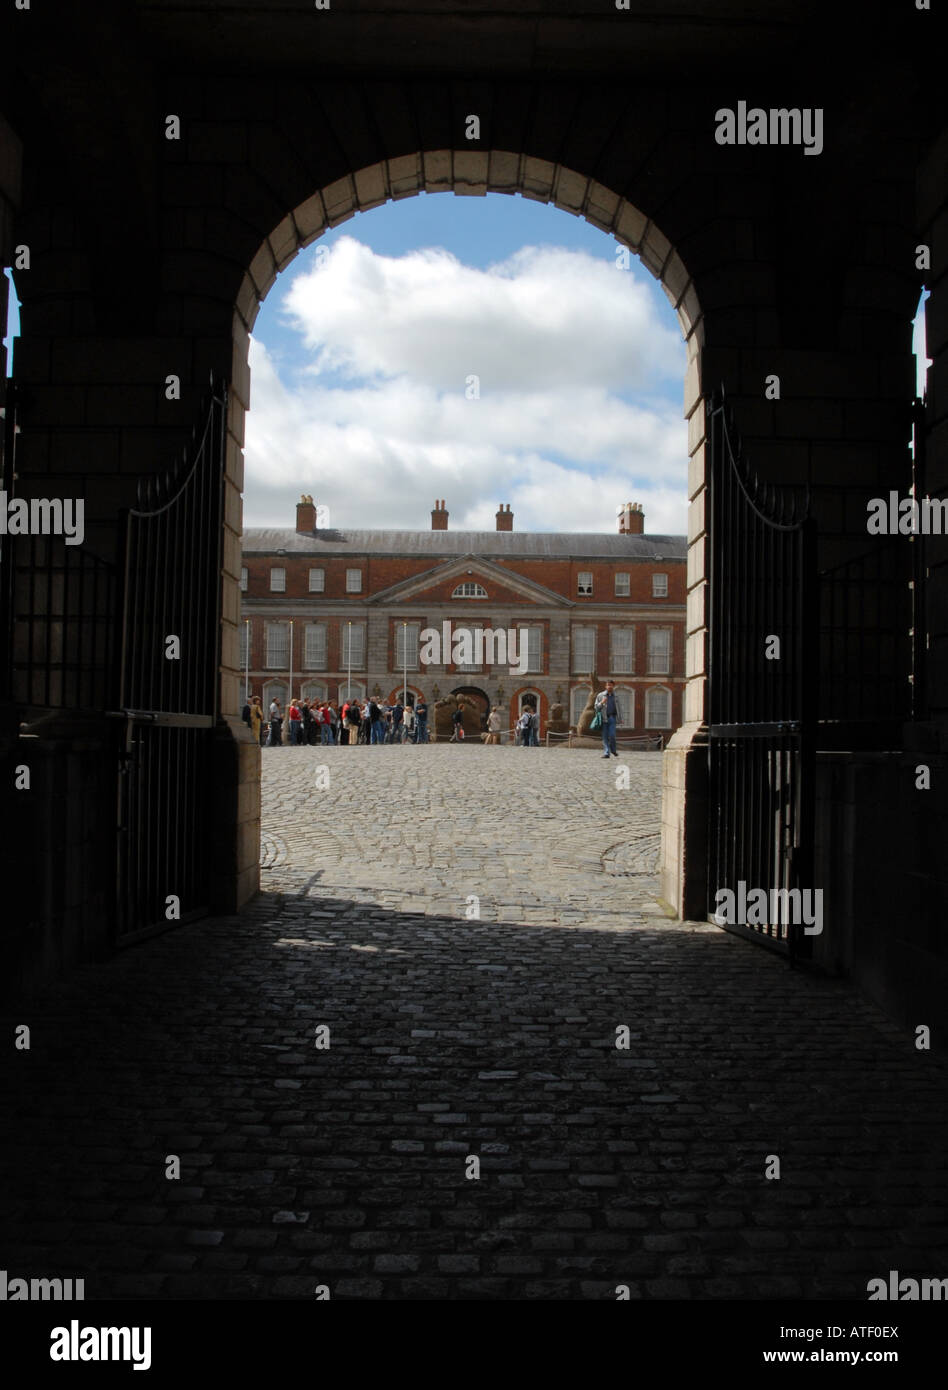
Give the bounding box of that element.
[242,528,687,560]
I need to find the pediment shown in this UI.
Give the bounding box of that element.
[368,554,573,608]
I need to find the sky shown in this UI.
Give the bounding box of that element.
[242,192,691,536]
[3,229,933,531]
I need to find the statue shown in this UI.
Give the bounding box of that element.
[575,673,600,737]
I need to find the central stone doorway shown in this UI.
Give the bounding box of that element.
[452,685,490,735]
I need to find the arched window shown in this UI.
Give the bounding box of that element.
[451,581,488,598]
[614,686,634,727]
[645,686,672,728]
[571,685,591,727]
[301,680,328,704]
[338,680,365,703]
[263,680,287,710]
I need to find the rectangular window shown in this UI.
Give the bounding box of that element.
[525,626,542,673]
[265,622,289,669]
[652,572,668,598]
[240,566,248,592]
[304,623,327,669]
[309,567,325,593]
[453,626,480,673]
[614,572,630,596]
[346,568,362,593]
[395,622,420,670]
[341,622,366,668]
[270,567,286,592]
[577,571,593,596]
[239,622,249,667]
[610,626,635,674]
[572,626,596,673]
[648,627,671,674]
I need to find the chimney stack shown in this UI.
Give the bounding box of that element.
[431,499,449,530]
[296,494,317,533]
[495,503,513,532]
[617,501,644,535]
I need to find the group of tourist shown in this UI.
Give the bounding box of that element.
[242,694,430,746]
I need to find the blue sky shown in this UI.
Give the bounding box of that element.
[243,191,691,535]
[5,212,933,532]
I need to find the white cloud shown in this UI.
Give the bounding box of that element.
[244,238,690,534]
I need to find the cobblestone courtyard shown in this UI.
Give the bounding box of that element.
[2,747,947,1300]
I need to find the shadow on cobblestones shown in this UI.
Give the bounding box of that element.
[2,885,947,1301]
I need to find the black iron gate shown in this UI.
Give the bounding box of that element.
[111,378,226,944]
[707,389,817,961]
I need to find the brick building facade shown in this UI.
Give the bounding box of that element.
[240,499,687,738]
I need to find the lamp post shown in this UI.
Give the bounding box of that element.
[244,618,250,704]
[346,620,352,705]
[288,619,294,745]
[402,621,408,708]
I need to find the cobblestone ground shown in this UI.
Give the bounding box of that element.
[2,746,947,1301]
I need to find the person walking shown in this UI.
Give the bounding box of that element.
[595,679,620,758]
[485,705,502,745]
[449,705,465,743]
[414,696,428,744]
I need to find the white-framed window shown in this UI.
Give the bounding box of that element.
[520,625,542,673]
[265,622,290,669]
[570,685,591,727]
[270,567,286,592]
[395,622,420,670]
[339,680,365,703]
[647,627,671,674]
[239,622,249,667]
[309,567,325,593]
[452,581,487,599]
[571,625,596,674]
[610,626,635,674]
[341,622,366,668]
[240,566,248,592]
[346,568,362,593]
[614,687,634,727]
[615,572,630,596]
[304,623,327,669]
[577,571,593,596]
[652,572,668,598]
[646,685,672,728]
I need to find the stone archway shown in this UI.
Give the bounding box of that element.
[229,151,708,915]
[452,685,490,733]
